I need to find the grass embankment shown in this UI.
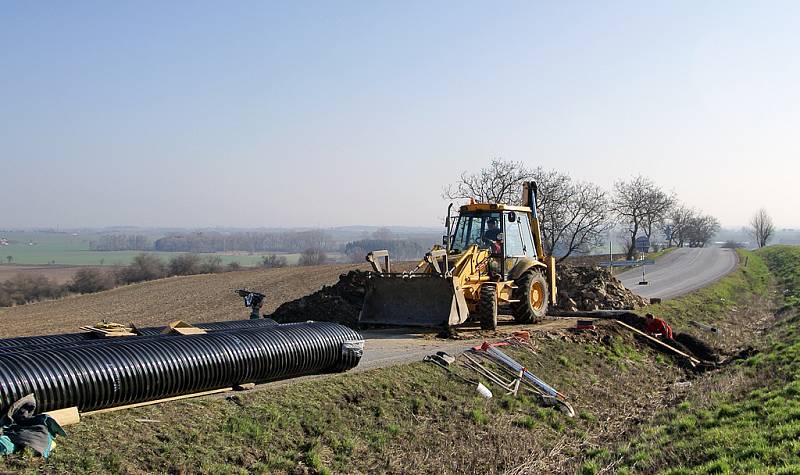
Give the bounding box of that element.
[2,330,682,473]
[590,246,800,474]
[647,247,677,261]
[645,249,771,349]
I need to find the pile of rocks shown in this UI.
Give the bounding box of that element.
[555,265,648,312]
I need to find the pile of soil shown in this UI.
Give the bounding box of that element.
[268,265,649,328]
[555,265,648,312]
[268,270,368,327]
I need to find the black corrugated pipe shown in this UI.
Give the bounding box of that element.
[0,322,363,414]
[0,319,283,357]
[0,318,279,350]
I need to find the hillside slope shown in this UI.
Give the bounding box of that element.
[0,249,782,474]
[0,263,365,338]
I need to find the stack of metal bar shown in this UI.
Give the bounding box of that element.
[0,319,364,414]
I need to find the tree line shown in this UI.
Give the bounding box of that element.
[445,159,729,261]
[89,234,151,251]
[154,230,332,253]
[344,239,425,262]
[87,230,333,254]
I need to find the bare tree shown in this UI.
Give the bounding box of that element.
[299,248,327,266]
[444,159,610,260]
[538,178,610,261]
[611,176,675,259]
[167,254,202,276]
[68,268,115,294]
[443,158,532,205]
[684,213,720,247]
[261,254,288,268]
[200,256,223,274]
[664,205,693,247]
[115,253,166,284]
[749,208,775,248]
[226,261,242,271]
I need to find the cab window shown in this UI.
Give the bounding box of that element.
[451,213,501,252]
[516,213,536,258]
[451,216,481,252]
[504,213,526,257]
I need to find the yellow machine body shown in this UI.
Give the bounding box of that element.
[359,182,557,329]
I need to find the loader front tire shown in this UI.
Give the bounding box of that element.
[512,270,549,324]
[478,285,498,331]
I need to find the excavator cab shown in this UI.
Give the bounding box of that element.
[449,209,540,281]
[359,182,557,330]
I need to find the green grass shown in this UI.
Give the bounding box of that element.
[0,347,586,474]
[759,246,800,312]
[647,247,677,260]
[0,231,333,266]
[610,245,800,474]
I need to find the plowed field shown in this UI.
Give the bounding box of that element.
[0,263,366,338]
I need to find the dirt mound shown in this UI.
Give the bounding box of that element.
[268,270,368,327]
[555,265,648,311]
[269,266,649,327]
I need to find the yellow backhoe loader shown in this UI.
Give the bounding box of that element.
[359,182,557,330]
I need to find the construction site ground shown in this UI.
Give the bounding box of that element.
[2,248,796,474]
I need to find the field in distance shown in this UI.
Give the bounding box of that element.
[0,231,342,270]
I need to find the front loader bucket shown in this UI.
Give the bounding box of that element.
[359,275,470,328]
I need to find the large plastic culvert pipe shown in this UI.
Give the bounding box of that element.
[0,321,363,413]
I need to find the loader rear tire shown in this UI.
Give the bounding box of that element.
[478,285,498,331]
[512,270,549,324]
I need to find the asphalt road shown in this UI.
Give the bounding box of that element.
[616,247,739,301]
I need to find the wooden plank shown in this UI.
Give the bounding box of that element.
[79,326,137,337]
[101,332,138,338]
[81,387,233,417]
[162,320,208,335]
[45,406,80,427]
[169,327,207,335]
[614,320,701,365]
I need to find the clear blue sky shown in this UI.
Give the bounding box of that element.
[2,1,798,228]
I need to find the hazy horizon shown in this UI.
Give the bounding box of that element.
[3,1,798,229]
